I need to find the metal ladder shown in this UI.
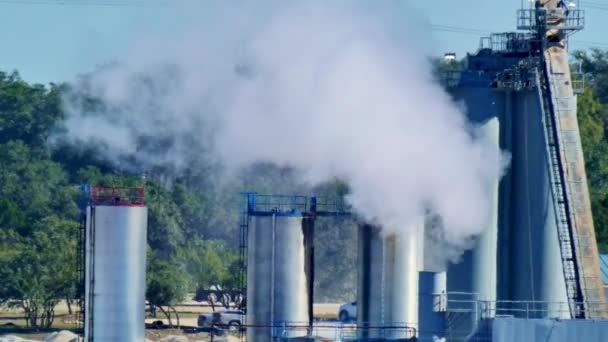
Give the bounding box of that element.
[87,207,96,340]
[77,212,87,331]
[537,64,585,317]
[238,201,249,342]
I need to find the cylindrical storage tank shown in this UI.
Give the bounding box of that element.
[506,90,569,318]
[357,225,385,339]
[418,272,447,342]
[84,205,148,342]
[452,86,570,319]
[446,118,500,340]
[247,215,309,342]
[357,225,421,340]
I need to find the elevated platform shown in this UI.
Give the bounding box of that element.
[243,192,350,217]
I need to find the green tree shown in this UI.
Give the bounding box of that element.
[0,71,64,149]
[181,238,239,291]
[146,254,188,328]
[574,51,608,252]
[0,217,78,328]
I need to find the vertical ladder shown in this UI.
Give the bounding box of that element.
[537,65,585,317]
[78,212,87,330]
[238,199,249,342]
[87,207,96,341]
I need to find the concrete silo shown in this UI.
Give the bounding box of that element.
[84,186,147,342]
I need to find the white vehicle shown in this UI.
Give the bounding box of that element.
[197,312,213,328]
[198,309,245,331]
[338,302,356,322]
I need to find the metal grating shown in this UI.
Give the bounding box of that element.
[90,186,145,207]
[77,212,86,332]
[517,8,585,32]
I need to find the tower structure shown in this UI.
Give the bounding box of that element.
[441,1,606,329]
[518,0,605,318]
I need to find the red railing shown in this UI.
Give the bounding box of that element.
[90,186,145,206]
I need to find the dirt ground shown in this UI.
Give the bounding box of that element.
[0,302,341,340]
[145,329,241,341]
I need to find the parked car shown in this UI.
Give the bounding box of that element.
[339,302,356,322]
[198,309,245,331]
[197,312,213,328]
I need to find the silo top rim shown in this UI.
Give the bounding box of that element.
[89,185,145,207]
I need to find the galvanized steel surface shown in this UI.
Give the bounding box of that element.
[446,119,500,340]
[357,225,384,338]
[447,118,500,304]
[357,225,420,339]
[508,89,569,316]
[85,206,148,342]
[247,216,309,342]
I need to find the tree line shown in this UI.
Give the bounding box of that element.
[0,71,246,328]
[0,70,355,329]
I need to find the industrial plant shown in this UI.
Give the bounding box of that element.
[76,1,608,341]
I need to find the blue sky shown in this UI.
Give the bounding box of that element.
[0,0,606,84]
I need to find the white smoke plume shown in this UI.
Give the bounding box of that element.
[62,0,508,251]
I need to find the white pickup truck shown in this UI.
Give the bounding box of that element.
[338,302,357,322]
[198,309,245,331]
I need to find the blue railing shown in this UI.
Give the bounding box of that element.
[243,192,350,217]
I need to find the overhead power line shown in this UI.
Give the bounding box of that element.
[0,0,605,50]
[0,0,167,7]
[430,24,491,36]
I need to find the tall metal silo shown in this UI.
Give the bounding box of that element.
[242,193,348,341]
[357,224,422,340]
[246,213,312,341]
[84,186,148,342]
[503,89,570,318]
[451,57,569,318]
[446,118,501,340]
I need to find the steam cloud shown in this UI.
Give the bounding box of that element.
[62,0,508,253]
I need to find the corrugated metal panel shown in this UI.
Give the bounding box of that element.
[492,318,608,342]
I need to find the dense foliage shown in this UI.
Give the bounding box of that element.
[574,50,608,252]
